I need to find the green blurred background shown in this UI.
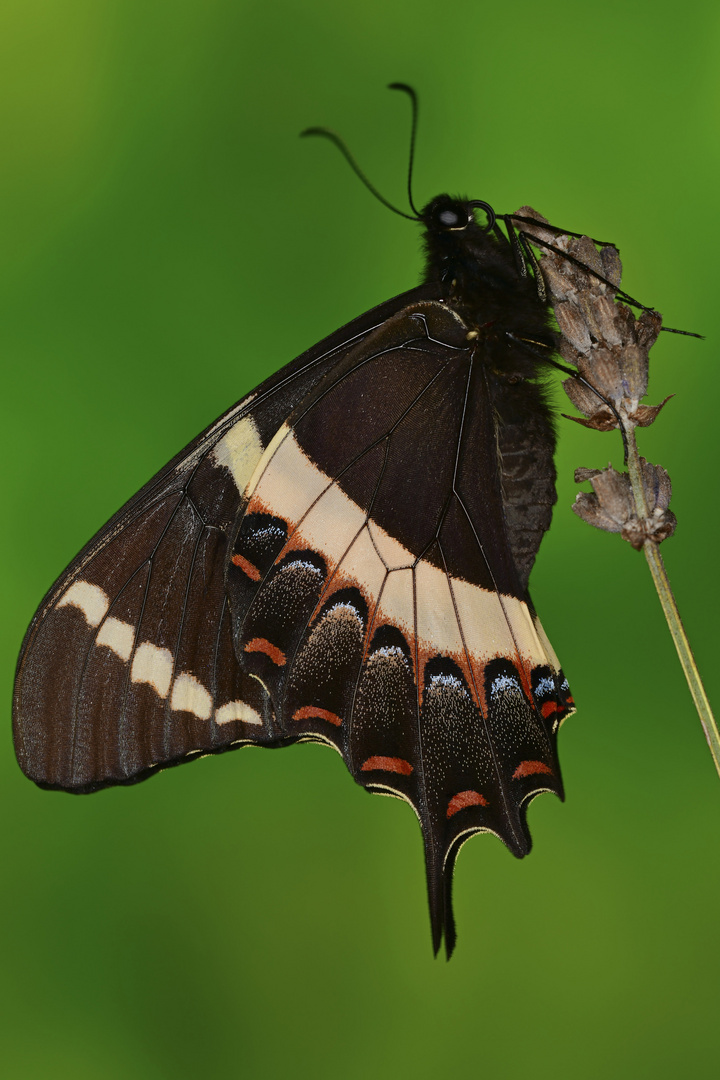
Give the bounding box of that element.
[2,1,719,1077]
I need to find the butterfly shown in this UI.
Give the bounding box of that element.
[14,85,616,958]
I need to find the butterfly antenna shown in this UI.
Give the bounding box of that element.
[388,82,421,218]
[301,126,419,221]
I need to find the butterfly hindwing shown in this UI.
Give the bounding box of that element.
[226,299,574,951]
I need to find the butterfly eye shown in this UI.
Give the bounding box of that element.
[437,207,467,229]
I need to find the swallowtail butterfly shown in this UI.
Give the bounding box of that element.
[14,87,580,957]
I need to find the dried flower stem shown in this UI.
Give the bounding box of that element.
[625,426,720,779]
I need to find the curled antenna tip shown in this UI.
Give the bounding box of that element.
[300,126,332,138]
[388,82,417,96]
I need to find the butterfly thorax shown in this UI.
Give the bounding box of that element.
[420,194,553,376]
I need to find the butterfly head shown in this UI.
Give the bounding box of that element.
[421,195,496,234]
[420,194,531,310]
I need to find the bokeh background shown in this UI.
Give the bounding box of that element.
[2,1,719,1077]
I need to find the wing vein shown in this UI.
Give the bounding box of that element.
[161,521,208,755]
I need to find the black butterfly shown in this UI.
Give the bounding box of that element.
[14,86,593,957]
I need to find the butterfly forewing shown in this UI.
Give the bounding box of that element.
[13,286,436,787]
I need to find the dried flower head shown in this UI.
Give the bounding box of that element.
[516,206,670,432]
[572,461,676,550]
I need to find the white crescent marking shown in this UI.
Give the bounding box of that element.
[215,700,263,726]
[170,672,213,720]
[96,617,135,662]
[211,414,263,494]
[57,581,109,627]
[131,642,174,698]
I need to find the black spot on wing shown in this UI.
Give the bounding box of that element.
[483,658,563,822]
[285,588,369,747]
[234,551,329,717]
[232,513,289,571]
[417,657,496,956]
[350,624,419,802]
[227,512,289,617]
[530,665,575,733]
[420,658,496,824]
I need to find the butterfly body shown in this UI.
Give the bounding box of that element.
[13,193,574,955]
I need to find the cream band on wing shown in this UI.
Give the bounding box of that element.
[130,642,174,698]
[96,616,136,662]
[173,392,259,478]
[51,578,264,728]
[57,580,110,627]
[210,413,264,494]
[169,672,213,720]
[245,425,558,675]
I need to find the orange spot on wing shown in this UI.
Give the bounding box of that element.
[540,700,559,718]
[360,756,413,776]
[446,790,489,818]
[244,637,286,666]
[515,658,534,703]
[231,554,261,581]
[512,760,553,779]
[275,532,314,559]
[292,706,343,727]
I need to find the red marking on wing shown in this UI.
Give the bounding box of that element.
[360,756,413,776]
[566,695,575,705]
[275,533,314,560]
[540,700,559,718]
[231,554,261,581]
[446,790,489,818]
[292,706,343,727]
[244,637,287,666]
[512,760,553,779]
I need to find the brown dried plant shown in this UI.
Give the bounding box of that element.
[517,207,720,779]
